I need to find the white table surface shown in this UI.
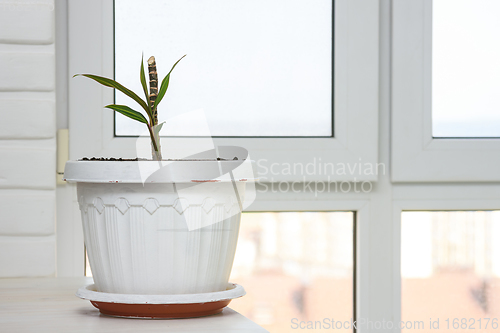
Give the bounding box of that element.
[0,277,268,333]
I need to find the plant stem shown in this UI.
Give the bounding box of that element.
[147,56,162,160]
[147,124,162,161]
[147,56,159,125]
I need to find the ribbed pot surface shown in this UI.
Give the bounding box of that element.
[77,182,243,294]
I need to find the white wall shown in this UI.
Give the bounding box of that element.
[0,0,56,277]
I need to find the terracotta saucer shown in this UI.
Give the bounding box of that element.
[76,283,245,319]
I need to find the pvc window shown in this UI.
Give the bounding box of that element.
[64,2,500,330]
[392,0,500,182]
[68,0,379,182]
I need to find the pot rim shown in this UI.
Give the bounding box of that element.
[63,160,256,183]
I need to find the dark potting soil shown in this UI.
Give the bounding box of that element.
[79,157,241,161]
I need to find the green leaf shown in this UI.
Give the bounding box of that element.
[104,104,148,124]
[140,54,152,120]
[74,74,150,116]
[153,55,186,111]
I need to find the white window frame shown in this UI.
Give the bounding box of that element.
[67,0,379,182]
[392,0,500,182]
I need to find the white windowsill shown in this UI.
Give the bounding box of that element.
[0,277,268,333]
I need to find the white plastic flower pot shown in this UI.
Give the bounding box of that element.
[64,148,255,295]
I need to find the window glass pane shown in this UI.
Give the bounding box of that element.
[230,212,354,332]
[402,211,500,332]
[114,0,333,137]
[432,0,500,137]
